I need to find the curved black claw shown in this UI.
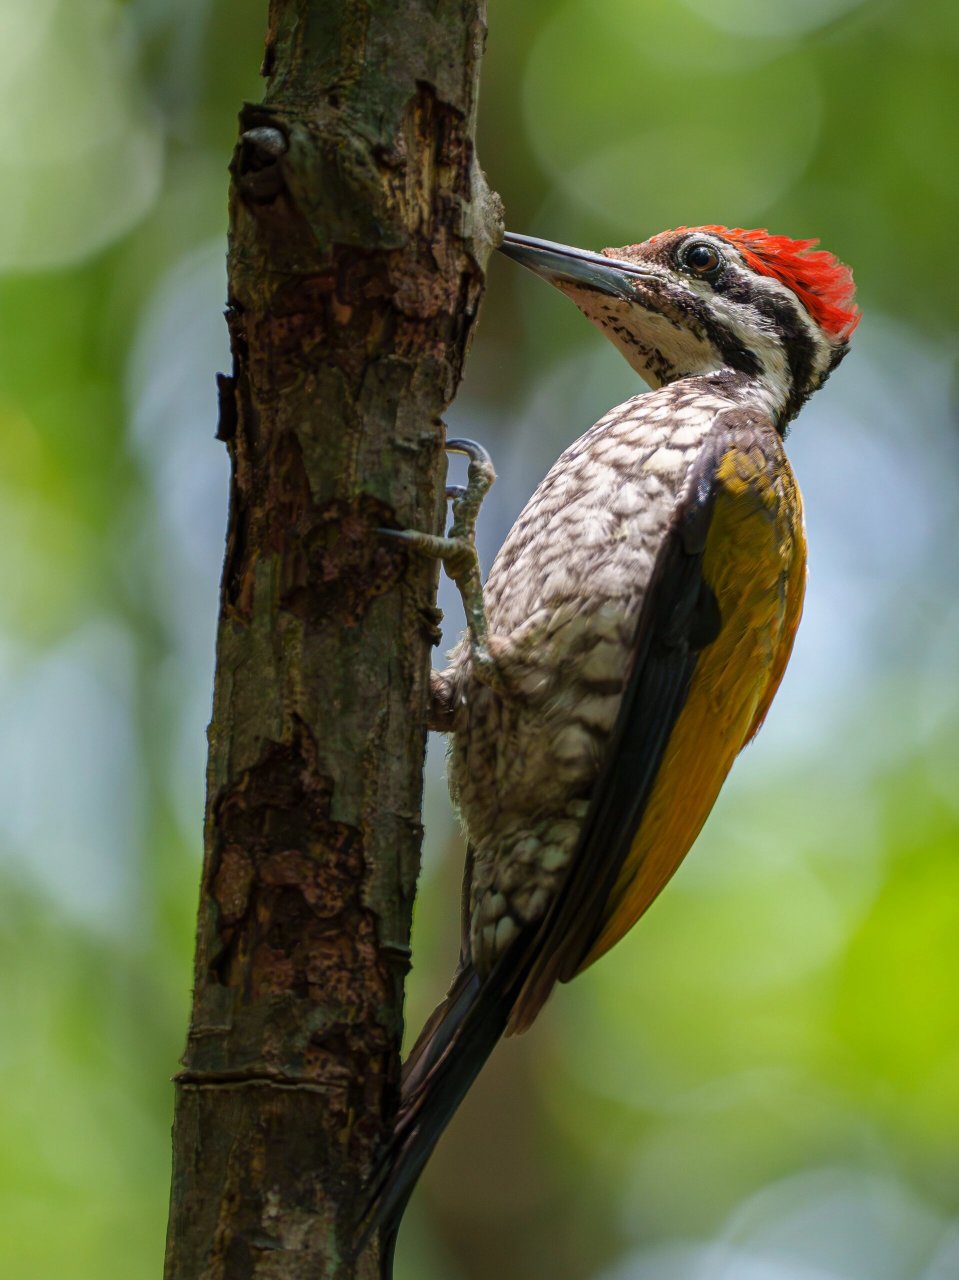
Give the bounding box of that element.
[446,437,493,470]
[445,484,468,502]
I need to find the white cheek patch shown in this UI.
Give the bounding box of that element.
[692,281,791,413]
[744,269,836,384]
[702,263,835,381]
[686,265,835,416]
[558,284,718,388]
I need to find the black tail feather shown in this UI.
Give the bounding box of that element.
[399,964,483,1108]
[355,948,531,1271]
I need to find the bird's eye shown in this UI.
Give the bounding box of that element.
[682,242,722,276]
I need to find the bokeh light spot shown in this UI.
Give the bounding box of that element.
[0,0,163,270]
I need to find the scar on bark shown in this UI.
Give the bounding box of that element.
[206,721,390,1039]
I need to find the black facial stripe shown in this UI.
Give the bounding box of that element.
[712,269,822,423]
[638,280,763,379]
[751,287,819,422]
[698,306,764,380]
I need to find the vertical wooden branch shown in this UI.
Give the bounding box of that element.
[163,3,500,1276]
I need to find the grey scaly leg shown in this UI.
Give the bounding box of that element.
[381,439,505,694]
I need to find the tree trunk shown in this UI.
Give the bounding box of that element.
[163,4,499,1276]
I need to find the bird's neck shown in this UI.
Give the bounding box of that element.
[613,313,796,430]
[648,363,793,433]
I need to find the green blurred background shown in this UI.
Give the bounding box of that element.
[1,1,956,1276]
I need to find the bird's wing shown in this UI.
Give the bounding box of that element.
[508,410,805,1031]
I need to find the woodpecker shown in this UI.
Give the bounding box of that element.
[360,225,858,1268]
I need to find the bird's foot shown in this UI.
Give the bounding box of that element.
[444,437,495,546]
[380,438,505,692]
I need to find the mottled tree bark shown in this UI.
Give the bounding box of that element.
[163,4,500,1277]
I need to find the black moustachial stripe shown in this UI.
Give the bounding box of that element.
[642,283,764,382]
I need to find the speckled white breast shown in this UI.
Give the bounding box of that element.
[440,378,744,972]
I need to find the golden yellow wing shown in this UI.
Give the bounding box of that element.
[579,432,806,967]
[508,414,806,1030]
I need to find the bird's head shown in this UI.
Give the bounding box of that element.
[500,225,859,428]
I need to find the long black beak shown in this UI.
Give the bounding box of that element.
[498,231,653,299]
